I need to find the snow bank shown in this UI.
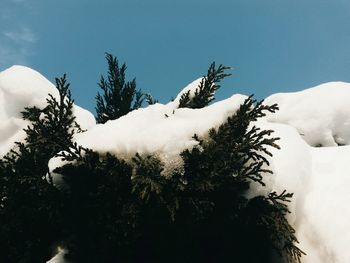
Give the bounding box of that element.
[0,65,96,156]
[47,247,67,263]
[264,82,350,147]
[297,146,350,263]
[263,82,350,262]
[73,94,247,164]
[256,121,312,225]
[48,78,248,176]
[172,77,202,105]
[258,118,350,263]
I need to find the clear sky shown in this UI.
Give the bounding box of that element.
[1,0,350,113]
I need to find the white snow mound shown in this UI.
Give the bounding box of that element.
[50,93,248,175]
[256,121,312,226]
[47,247,67,263]
[264,82,350,147]
[48,77,247,175]
[0,65,96,156]
[172,77,203,106]
[297,146,350,263]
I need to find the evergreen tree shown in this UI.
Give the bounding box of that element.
[95,53,144,123]
[0,75,82,262]
[145,93,159,105]
[179,62,231,109]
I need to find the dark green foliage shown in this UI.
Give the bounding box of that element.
[95,53,144,123]
[0,171,63,263]
[179,62,231,109]
[145,93,159,105]
[265,191,304,260]
[0,75,81,262]
[53,150,137,262]
[23,75,83,161]
[50,149,171,262]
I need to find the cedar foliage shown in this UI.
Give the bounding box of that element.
[175,96,304,262]
[0,61,304,263]
[145,93,158,105]
[178,62,231,108]
[95,53,144,123]
[0,75,81,262]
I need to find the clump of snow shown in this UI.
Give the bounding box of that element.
[48,93,248,176]
[0,65,96,156]
[297,146,350,263]
[171,77,203,106]
[264,82,350,147]
[47,154,75,190]
[47,84,250,190]
[47,247,67,263]
[78,94,247,156]
[49,77,209,175]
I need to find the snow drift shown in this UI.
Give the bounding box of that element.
[0,65,96,157]
[68,93,249,173]
[1,65,350,263]
[264,82,350,147]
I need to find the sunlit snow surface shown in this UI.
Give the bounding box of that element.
[1,66,350,263]
[46,247,68,263]
[264,82,350,147]
[0,65,96,157]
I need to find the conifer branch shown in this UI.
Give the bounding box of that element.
[179,62,232,109]
[95,53,146,123]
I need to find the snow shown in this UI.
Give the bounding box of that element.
[69,94,247,169]
[48,78,247,176]
[1,65,350,262]
[0,65,96,157]
[264,82,350,147]
[297,146,350,263]
[46,247,67,263]
[256,121,312,225]
[172,77,203,106]
[262,83,350,262]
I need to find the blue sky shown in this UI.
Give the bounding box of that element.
[1,0,350,113]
